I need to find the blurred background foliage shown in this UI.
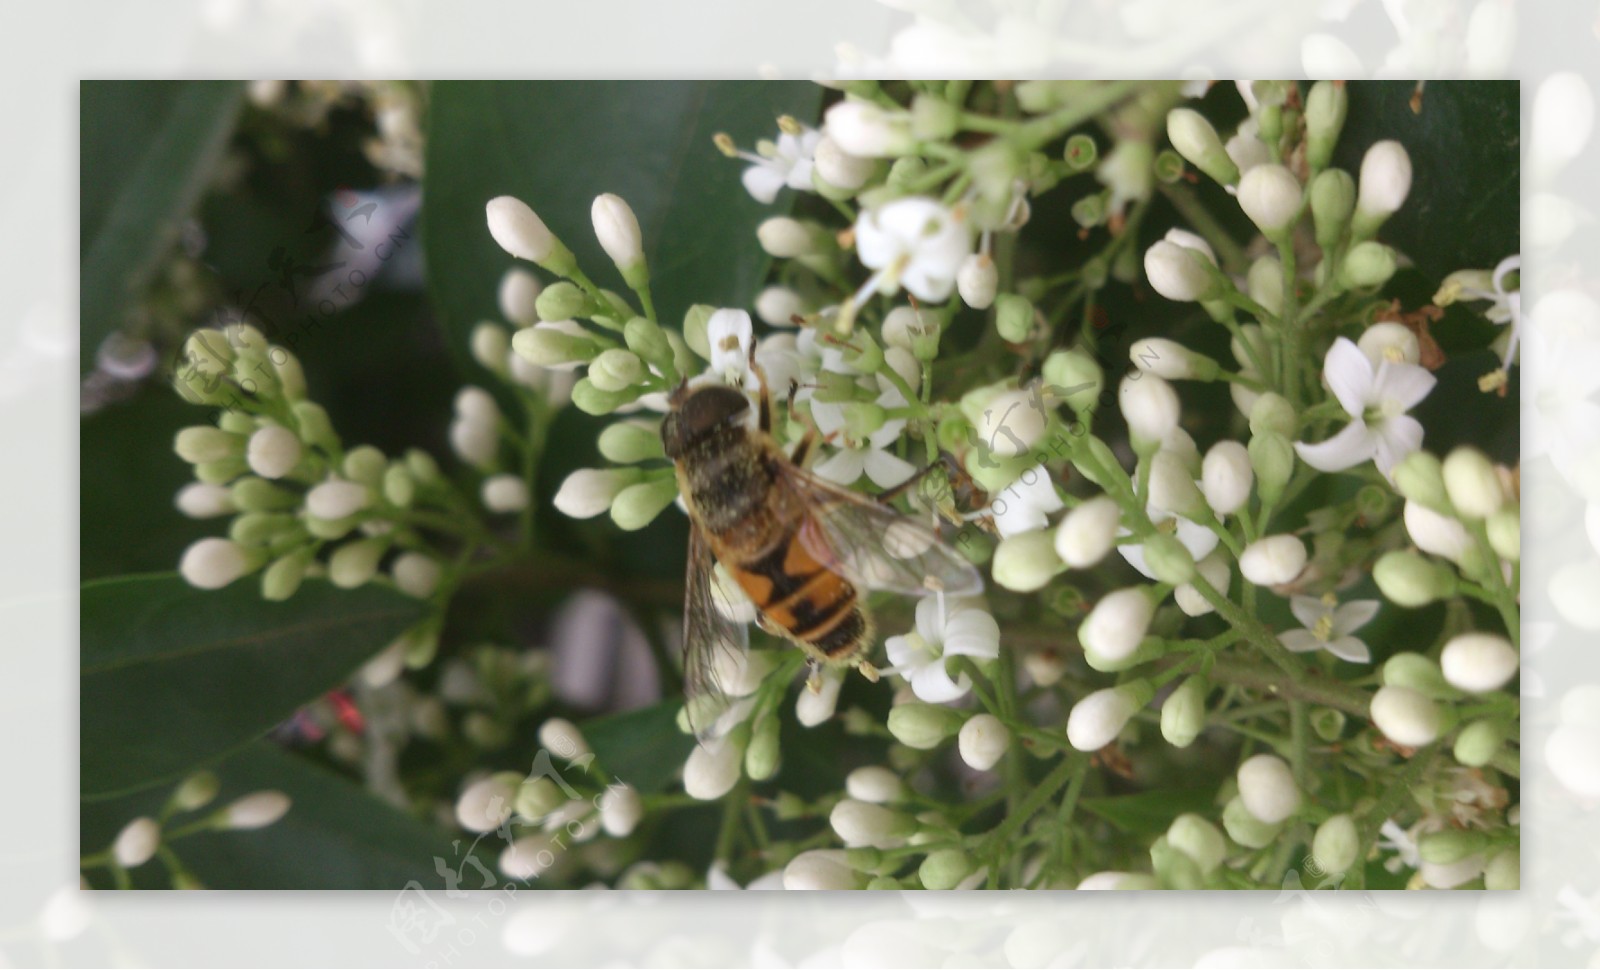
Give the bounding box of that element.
[79,80,1517,888]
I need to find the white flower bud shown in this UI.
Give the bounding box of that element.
[1077,871,1160,890]
[1486,507,1519,561]
[553,468,640,519]
[1167,813,1226,874]
[112,817,161,868]
[481,473,530,513]
[175,482,236,519]
[957,253,998,310]
[1238,534,1306,586]
[1148,450,1207,520]
[591,193,643,270]
[179,537,253,590]
[1236,164,1303,237]
[974,387,1048,458]
[845,766,904,804]
[958,713,1010,771]
[537,718,591,759]
[1312,814,1359,874]
[486,195,557,263]
[471,322,511,372]
[1442,447,1505,518]
[1370,685,1442,746]
[783,849,861,890]
[1055,496,1120,568]
[1222,794,1283,848]
[1356,140,1412,221]
[813,133,875,189]
[306,478,370,521]
[991,530,1063,592]
[755,286,804,326]
[830,799,913,849]
[684,736,743,800]
[1118,373,1181,444]
[498,267,542,326]
[1067,682,1150,752]
[756,216,819,258]
[824,100,914,157]
[1339,241,1398,289]
[1130,336,1218,381]
[1440,633,1518,694]
[1421,854,1485,890]
[223,790,291,829]
[173,771,220,810]
[1201,440,1253,516]
[390,551,441,599]
[599,784,643,838]
[455,773,518,833]
[1175,551,1230,617]
[1080,587,1155,667]
[1166,108,1239,185]
[1143,238,1216,302]
[1160,675,1208,747]
[1236,754,1300,824]
[796,667,844,727]
[1357,321,1421,368]
[245,425,301,479]
[1404,501,1472,563]
[449,416,498,469]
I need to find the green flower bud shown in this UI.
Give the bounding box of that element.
[995,294,1035,344]
[1419,828,1488,865]
[1392,451,1450,511]
[273,348,307,401]
[218,411,256,435]
[1153,149,1186,184]
[230,476,299,512]
[1071,192,1107,229]
[919,848,976,890]
[513,321,600,368]
[1063,133,1098,170]
[1149,835,1205,889]
[303,514,357,540]
[515,777,565,821]
[598,419,665,464]
[991,530,1063,593]
[471,321,511,374]
[261,547,315,601]
[229,512,298,547]
[1312,813,1359,874]
[1486,507,1519,561]
[291,401,340,454]
[1382,652,1454,699]
[682,304,714,361]
[343,445,387,488]
[1442,446,1505,518]
[608,477,679,531]
[193,457,248,485]
[744,715,782,781]
[1142,530,1196,585]
[383,465,415,508]
[1248,431,1294,505]
[1042,348,1103,414]
[811,369,863,404]
[1161,675,1208,748]
[623,316,674,375]
[1370,685,1443,746]
[404,627,441,668]
[1484,848,1519,890]
[910,93,960,141]
[329,537,387,589]
[1310,168,1356,252]
[588,348,647,392]
[1339,241,1398,289]
[1454,718,1506,767]
[887,702,964,749]
[175,426,243,465]
[1303,81,1348,172]
[404,448,443,485]
[1166,107,1239,186]
[1167,813,1226,874]
[1355,483,1394,522]
[173,771,220,811]
[571,377,638,415]
[534,281,593,321]
[884,155,927,193]
[1311,707,1347,742]
[1374,550,1459,606]
[1222,794,1284,849]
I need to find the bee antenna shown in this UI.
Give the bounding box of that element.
[669,377,690,405]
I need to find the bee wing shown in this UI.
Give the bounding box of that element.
[777,463,985,598]
[682,523,751,742]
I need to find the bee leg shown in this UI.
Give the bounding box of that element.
[871,460,945,507]
[747,341,772,434]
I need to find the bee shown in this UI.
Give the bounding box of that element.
[661,362,982,736]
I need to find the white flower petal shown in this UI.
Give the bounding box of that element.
[1296,420,1377,472]
[863,449,917,489]
[1280,629,1323,653]
[814,448,866,485]
[1372,360,1437,412]
[742,165,786,204]
[1373,414,1424,476]
[1323,337,1375,418]
[1325,636,1372,663]
[1289,595,1331,630]
[911,662,970,703]
[1331,600,1381,636]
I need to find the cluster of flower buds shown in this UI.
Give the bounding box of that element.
[92,772,289,888]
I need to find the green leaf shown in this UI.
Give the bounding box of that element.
[80,81,246,372]
[81,574,425,799]
[1334,81,1519,283]
[82,741,491,890]
[1080,787,1217,835]
[422,80,823,381]
[583,700,695,794]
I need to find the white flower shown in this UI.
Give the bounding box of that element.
[498,267,541,327]
[1356,139,1412,220]
[783,849,860,890]
[1119,502,1219,581]
[738,126,821,204]
[845,766,904,804]
[598,785,643,838]
[306,478,371,520]
[1066,685,1142,752]
[175,482,236,519]
[823,101,913,158]
[1370,685,1442,746]
[1118,373,1181,443]
[1237,164,1303,236]
[1201,440,1253,516]
[591,193,643,269]
[1143,232,1217,302]
[1280,595,1378,663]
[246,425,302,479]
[486,196,556,264]
[1449,255,1523,365]
[813,134,875,190]
[988,465,1064,538]
[1357,321,1421,368]
[1295,337,1436,477]
[706,308,758,391]
[1239,534,1307,586]
[973,389,1048,460]
[1378,819,1422,873]
[854,197,972,304]
[684,737,743,800]
[809,385,917,488]
[1080,587,1155,667]
[1236,754,1299,824]
[796,666,845,727]
[883,593,1001,704]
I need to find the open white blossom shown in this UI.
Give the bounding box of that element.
[853,197,972,303]
[1119,502,1219,581]
[883,593,1001,704]
[1296,337,1435,477]
[738,126,821,204]
[809,385,917,488]
[1280,595,1378,663]
[989,465,1065,538]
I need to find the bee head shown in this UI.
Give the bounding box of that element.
[661,383,750,459]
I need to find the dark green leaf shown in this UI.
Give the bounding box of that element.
[583,700,695,794]
[1080,786,1217,835]
[422,80,823,381]
[82,741,490,890]
[80,81,246,371]
[82,574,425,799]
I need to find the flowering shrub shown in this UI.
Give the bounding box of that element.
[82,80,1518,891]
